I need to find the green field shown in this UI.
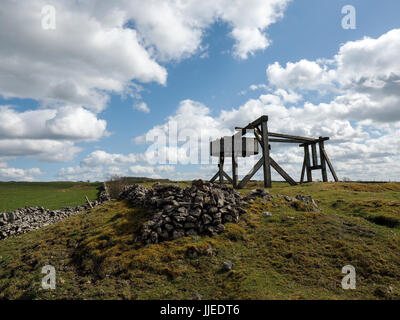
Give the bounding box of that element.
[0,181,400,299]
[0,182,101,212]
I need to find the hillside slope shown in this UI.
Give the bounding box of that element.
[0,182,399,300]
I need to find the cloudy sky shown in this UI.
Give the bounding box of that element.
[0,0,400,182]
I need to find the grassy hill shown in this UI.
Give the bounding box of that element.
[0,181,400,300]
[0,182,101,212]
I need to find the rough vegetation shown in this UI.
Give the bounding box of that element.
[0,181,399,300]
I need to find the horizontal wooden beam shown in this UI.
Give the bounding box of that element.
[299,137,330,147]
[242,115,269,130]
[268,132,316,142]
[269,138,306,143]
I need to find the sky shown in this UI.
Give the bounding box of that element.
[1,0,400,182]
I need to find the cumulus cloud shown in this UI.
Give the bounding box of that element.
[0,0,290,113]
[0,162,43,181]
[0,105,107,161]
[133,102,150,113]
[129,165,155,175]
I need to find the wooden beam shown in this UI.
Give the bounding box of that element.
[237,157,264,189]
[299,137,329,147]
[300,156,306,183]
[304,145,312,182]
[269,138,306,143]
[261,119,272,188]
[85,195,93,209]
[222,170,233,184]
[322,148,339,182]
[242,115,269,130]
[231,136,238,188]
[219,154,225,184]
[269,157,297,186]
[269,132,316,142]
[318,140,328,182]
[253,129,262,145]
[210,171,219,183]
[311,143,318,167]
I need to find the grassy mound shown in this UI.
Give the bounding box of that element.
[0,182,400,300]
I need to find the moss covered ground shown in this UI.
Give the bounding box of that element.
[0,181,399,300]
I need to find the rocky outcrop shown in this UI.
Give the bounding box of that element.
[119,180,247,244]
[0,186,110,240]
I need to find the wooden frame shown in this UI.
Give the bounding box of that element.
[210,116,339,189]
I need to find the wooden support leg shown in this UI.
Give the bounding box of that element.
[311,143,318,167]
[237,157,264,189]
[210,171,219,183]
[231,135,238,188]
[219,155,224,184]
[300,156,306,183]
[261,121,272,188]
[269,157,297,186]
[318,139,328,182]
[304,145,312,182]
[322,149,339,182]
[222,171,233,184]
[232,156,238,188]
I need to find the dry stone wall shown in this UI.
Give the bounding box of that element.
[0,185,110,240]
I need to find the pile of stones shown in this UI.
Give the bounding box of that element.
[244,189,273,202]
[0,187,110,240]
[119,180,247,244]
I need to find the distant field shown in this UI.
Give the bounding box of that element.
[0,182,101,212]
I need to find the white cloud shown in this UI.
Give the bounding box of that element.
[0,1,167,113]
[133,102,150,113]
[0,0,290,114]
[266,59,337,92]
[0,162,43,181]
[129,165,155,175]
[156,165,175,173]
[0,105,107,161]
[80,150,137,167]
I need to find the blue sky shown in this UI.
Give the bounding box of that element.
[1,0,400,181]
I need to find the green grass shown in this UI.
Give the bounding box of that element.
[0,181,400,300]
[0,182,101,212]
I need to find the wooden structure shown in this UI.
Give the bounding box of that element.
[210,115,338,189]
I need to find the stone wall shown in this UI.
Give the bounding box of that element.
[0,184,110,240]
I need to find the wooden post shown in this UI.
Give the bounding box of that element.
[261,119,272,188]
[219,154,224,184]
[304,144,312,182]
[311,143,318,167]
[85,195,93,209]
[232,136,238,188]
[300,156,306,183]
[318,138,328,182]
